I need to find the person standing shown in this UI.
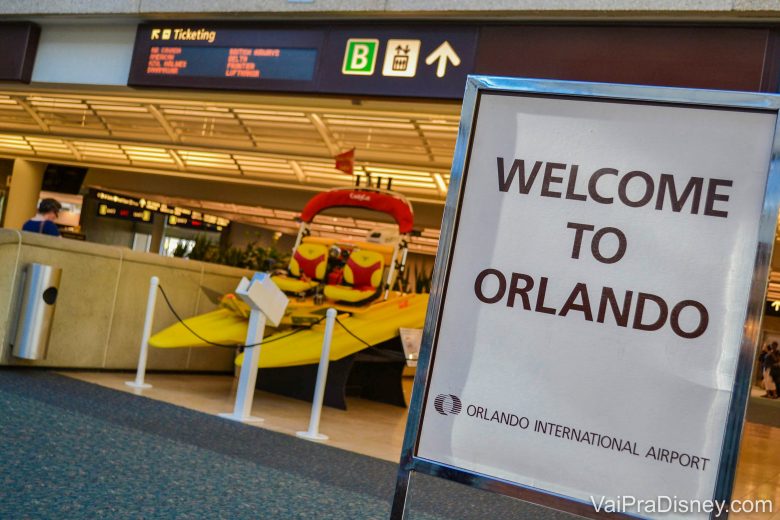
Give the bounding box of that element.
[762,342,778,399]
[771,345,780,400]
[21,198,61,237]
[759,343,771,386]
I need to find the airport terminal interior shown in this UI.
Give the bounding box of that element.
[2,4,780,519]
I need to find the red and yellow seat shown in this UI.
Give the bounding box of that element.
[272,242,329,294]
[323,249,385,303]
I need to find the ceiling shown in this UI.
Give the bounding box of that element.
[0,85,458,254]
[0,86,461,204]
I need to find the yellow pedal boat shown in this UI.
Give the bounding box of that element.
[149,186,430,369]
[149,291,428,367]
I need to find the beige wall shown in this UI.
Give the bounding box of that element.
[0,229,252,371]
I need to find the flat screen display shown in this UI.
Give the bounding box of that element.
[128,24,324,92]
[42,164,87,195]
[145,46,317,81]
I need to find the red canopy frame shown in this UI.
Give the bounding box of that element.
[300,188,415,233]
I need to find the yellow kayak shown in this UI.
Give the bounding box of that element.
[149,293,428,368]
[149,294,255,348]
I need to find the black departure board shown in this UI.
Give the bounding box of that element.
[97,202,153,223]
[146,46,317,80]
[129,24,324,91]
[165,213,225,232]
[93,190,229,231]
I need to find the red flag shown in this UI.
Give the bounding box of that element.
[334,148,355,175]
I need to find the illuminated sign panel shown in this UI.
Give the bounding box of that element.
[765,300,780,317]
[145,46,317,80]
[97,202,152,223]
[342,39,379,76]
[381,40,421,78]
[318,26,477,98]
[129,24,324,91]
[0,22,40,83]
[129,23,478,99]
[93,190,229,231]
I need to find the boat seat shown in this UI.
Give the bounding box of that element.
[324,249,385,304]
[272,242,329,294]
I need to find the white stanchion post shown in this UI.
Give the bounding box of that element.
[218,273,288,424]
[218,308,266,423]
[297,307,337,442]
[125,276,159,390]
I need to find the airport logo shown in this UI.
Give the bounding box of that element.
[433,394,462,416]
[432,394,531,429]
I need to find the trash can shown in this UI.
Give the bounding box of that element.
[12,263,62,360]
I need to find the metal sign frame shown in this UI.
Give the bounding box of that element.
[391,75,780,519]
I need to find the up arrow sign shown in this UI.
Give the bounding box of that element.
[772,301,780,311]
[425,41,461,78]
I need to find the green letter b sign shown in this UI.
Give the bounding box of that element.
[342,39,379,76]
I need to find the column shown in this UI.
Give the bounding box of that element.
[4,159,45,229]
[149,213,166,254]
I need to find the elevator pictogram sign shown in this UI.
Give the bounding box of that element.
[382,39,421,78]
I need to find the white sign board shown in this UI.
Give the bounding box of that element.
[395,78,780,520]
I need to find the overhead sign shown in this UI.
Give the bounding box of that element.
[97,202,152,223]
[765,300,780,317]
[424,41,460,78]
[128,24,325,91]
[342,38,379,76]
[319,26,477,99]
[0,22,40,83]
[393,77,780,519]
[128,23,477,99]
[164,212,226,232]
[93,190,229,231]
[382,40,421,78]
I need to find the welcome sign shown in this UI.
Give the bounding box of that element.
[393,77,780,520]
